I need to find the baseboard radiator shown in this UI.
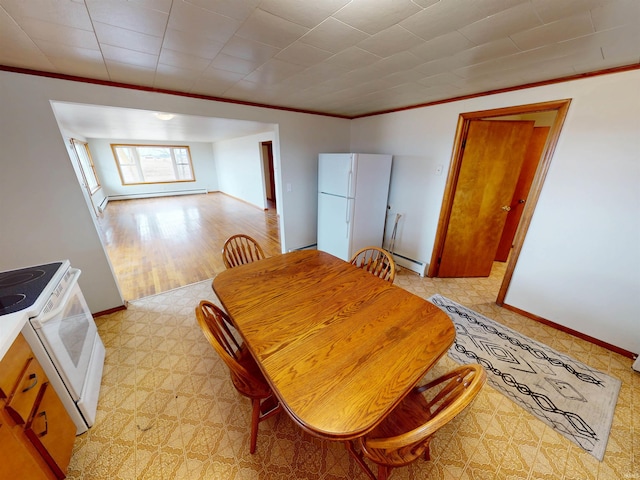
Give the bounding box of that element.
[287,246,428,276]
[290,244,317,252]
[391,252,428,277]
[108,189,208,201]
[97,196,109,213]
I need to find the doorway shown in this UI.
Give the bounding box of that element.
[261,141,276,211]
[428,99,572,305]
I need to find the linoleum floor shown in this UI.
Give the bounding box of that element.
[75,194,636,479]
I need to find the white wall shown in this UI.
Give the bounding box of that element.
[0,76,121,312]
[213,132,275,209]
[3,68,636,355]
[351,69,640,355]
[0,70,350,313]
[88,138,218,198]
[276,120,353,250]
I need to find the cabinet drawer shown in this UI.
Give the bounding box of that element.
[0,333,32,399]
[0,416,50,480]
[5,356,48,425]
[25,382,76,480]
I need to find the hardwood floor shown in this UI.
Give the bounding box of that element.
[96,192,281,300]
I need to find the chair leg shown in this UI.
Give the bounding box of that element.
[424,444,431,461]
[260,394,279,415]
[378,465,391,480]
[250,398,261,454]
[344,441,377,480]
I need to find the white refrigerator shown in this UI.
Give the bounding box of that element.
[317,153,392,261]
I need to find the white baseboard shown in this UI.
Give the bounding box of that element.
[289,244,317,252]
[633,356,640,372]
[108,189,207,201]
[391,253,428,277]
[97,197,108,213]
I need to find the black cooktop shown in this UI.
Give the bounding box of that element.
[0,262,63,316]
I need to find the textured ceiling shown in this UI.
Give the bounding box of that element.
[1,0,639,118]
[51,102,275,142]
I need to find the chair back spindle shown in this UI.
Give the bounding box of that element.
[350,246,396,283]
[222,234,266,269]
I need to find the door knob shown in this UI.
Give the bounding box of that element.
[501,205,511,211]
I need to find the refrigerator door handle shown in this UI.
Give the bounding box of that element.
[345,198,355,238]
[345,198,351,226]
[347,170,353,198]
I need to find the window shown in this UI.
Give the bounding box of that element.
[71,139,101,194]
[111,144,195,185]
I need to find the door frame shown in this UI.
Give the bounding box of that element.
[428,99,572,305]
[261,140,276,210]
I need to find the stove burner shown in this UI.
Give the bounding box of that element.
[0,269,46,288]
[0,293,27,311]
[0,262,63,316]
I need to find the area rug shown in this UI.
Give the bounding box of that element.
[428,294,621,461]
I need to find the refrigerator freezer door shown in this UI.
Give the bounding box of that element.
[318,154,356,198]
[317,193,353,260]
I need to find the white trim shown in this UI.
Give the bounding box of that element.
[97,196,108,212]
[108,189,207,201]
[391,253,427,276]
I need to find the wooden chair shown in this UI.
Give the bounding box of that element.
[195,300,281,454]
[346,364,486,480]
[222,234,266,269]
[350,246,396,284]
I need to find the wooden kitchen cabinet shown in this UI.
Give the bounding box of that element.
[0,413,49,480]
[0,333,32,398]
[0,333,76,480]
[25,382,76,479]
[5,356,47,425]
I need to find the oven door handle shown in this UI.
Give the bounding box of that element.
[33,268,82,324]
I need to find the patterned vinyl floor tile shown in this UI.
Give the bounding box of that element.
[66,264,637,480]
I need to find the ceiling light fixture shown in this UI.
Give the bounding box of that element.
[155,112,175,120]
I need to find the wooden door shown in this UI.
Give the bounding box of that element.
[438,120,534,277]
[261,141,276,208]
[495,126,550,261]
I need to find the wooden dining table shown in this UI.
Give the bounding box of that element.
[212,249,455,440]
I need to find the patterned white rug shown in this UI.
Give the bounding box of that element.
[429,294,621,461]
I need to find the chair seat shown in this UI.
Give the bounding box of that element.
[368,389,431,439]
[349,364,487,478]
[230,346,272,399]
